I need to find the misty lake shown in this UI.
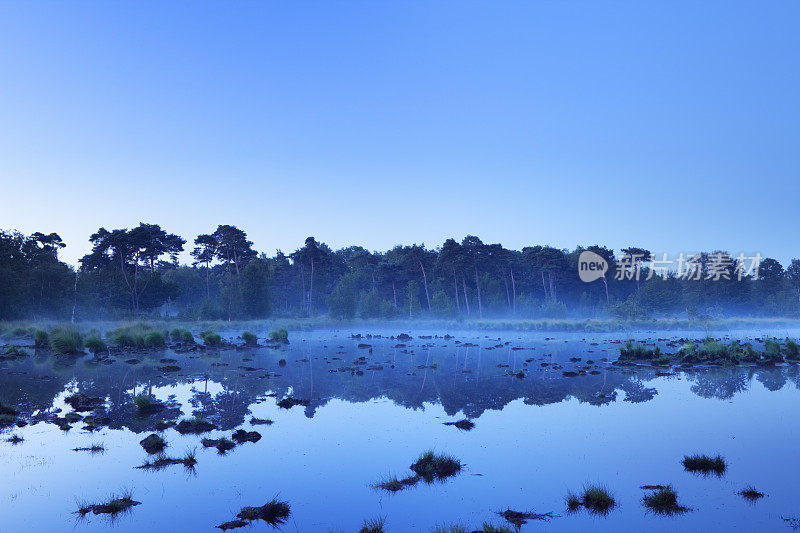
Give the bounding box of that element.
[2,327,800,532]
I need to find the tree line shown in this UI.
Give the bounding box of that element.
[1,224,799,321]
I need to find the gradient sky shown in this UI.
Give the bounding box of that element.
[1,1,798,266]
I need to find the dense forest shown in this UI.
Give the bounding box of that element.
[1,224,799,321]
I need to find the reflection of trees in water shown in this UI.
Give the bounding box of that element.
[619,379,658,403]
[685,368,752,400]
[1,339,799,434]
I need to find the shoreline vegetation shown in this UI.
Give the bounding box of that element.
[3,227,800,325]
[3,316,800,339]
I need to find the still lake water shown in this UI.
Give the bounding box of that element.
[2,327,800,532]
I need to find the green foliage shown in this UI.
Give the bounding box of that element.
[431,290,456,318]
[359,289,383,319]
[34,328,49,348]
[202,331,222,346]
[49,326,83,354]
[170,328,195,343]
[144,330,166,348]
[84,335,107,355]
[618,340,661,360]
[328,274,357,319]
[785,338,800,359]
[269,328,289,342]
[241,331,258,346]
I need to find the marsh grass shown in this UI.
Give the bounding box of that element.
[619,340,661,360]
[359,516,386,533]
[235,497,290,526]
[739,485,765,502]
[682,454,726,476]
[133,394,163,414]
[75,489,140,518]
[169,328,195,344]
[497,508,553,526]
[6,434,23,444]
[137,449,196,471]
[201,331,222,347]
[410,450,462,483]
[374,474,421,492]
[642,485,690,515]
[49,327,83,354]
[269,328,289,343]
[565,484,616,516]
[33,328,48,348]
[201,437,236,454]
[84,335,107,355]
[241,331,258,346]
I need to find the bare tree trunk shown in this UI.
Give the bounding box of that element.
[474,266,482,318]
[205,262,210,298]
[453,271,460,313]
[541,271,549,300]
[462,277,471,316]
[548,271,556,302]
[510,267,516,315]
[602,275,609,304]
[503,274,511,310]
[392,280,397,307]
[308,260,314,314]
[419,260,431,311]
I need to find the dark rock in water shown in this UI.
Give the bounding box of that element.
[444,419,475,431]
[124,359,141,364]
[232,429,261,443]
[277,397,309,409]
[176,418,216,434]
[65,393,103,412]
[249,417,273,425]
[202,437,236,453]
[278,359,286,367]
[217,520,248,530]
[562,371,579,377]
[155,420,174,431]
[140,433,167,454]
[160,358,177,364]
[158,365,181,372]
[357,343,372,349]
[396,333,412,341]
[497,508,553,526]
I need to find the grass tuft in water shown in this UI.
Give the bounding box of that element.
[682,454,726,476]
[739,485,765,502]
[235,497,290,526]
[359,516,386,533]
[410,450,462,483]
[642,485,690,515]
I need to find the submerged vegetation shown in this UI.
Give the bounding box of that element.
[374,451,463,492]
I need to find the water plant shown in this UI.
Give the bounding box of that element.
[49,326,83,354]
[682,454,726,476]
[33,328,48,348]
[84,335,107,355]
[618,340,661,360]
[269,328,289,343]
[739,485,765,502]
[235,498,291,526]
[359,516,386,533]
[75,489,140,517]
[642,485,690,515]
[241,331,258,346]
[565,484,616,515]
[409,450,462,483]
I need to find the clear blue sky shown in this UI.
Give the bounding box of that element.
[1,1,798,265]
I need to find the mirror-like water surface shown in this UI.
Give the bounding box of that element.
[2,328,800,532]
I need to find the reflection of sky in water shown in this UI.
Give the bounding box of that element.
[2,329,800,531]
